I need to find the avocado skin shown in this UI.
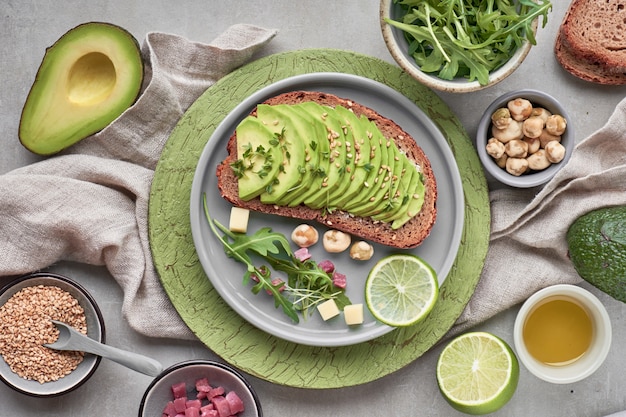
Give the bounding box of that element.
[19,22,144,155]
[567,206,626,303]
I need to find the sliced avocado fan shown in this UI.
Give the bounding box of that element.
[19,22,144,155]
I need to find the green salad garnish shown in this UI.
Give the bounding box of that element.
[386,0,552,85]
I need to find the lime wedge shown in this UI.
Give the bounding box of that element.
[436,332,519,415]
[364,254,438,327]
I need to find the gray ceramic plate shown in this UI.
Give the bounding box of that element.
[189,72,464,347]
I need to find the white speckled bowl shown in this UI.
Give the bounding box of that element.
[476,89,574,188]
[139,360,262,417]
[380,0,536,93]
[0,272,105,397]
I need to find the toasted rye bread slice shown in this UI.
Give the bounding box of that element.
[555,29,626,85]
[555,0,626,84]
[216,91,438,249]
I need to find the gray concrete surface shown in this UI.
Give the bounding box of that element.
[2,1,626,416]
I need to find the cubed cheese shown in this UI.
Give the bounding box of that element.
[229,207,250,233]
[344,303,364,325]
[317,299,340,321]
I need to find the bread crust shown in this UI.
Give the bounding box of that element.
[216,91,438,249]
[555,0,626,84]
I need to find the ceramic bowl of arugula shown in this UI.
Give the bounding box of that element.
[380,0,551,93]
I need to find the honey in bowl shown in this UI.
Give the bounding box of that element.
[522,296,593,366]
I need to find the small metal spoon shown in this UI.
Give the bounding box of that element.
[45,320,163,377]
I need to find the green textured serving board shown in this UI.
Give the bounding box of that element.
[148,49,490,389]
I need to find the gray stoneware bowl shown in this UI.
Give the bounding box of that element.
[380,0,536,93]
[0,272,105,397]
[138,360,262,417]
[476,89,574,188]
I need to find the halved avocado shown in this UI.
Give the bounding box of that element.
[19,22,144,155]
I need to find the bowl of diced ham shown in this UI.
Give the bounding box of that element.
[138,360,262,417]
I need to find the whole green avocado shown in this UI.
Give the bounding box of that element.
[567,205,626,303]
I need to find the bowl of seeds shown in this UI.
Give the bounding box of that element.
[0,272,105,397]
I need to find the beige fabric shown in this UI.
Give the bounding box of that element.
[452,96,626,334]
[0,24,277,339]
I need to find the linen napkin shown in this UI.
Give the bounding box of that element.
[0,24,277,339]
[451,95,626,335]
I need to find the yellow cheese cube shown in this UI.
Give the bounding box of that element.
[344,303,364,326]
[229,207,250,233]
[317,299,340,321]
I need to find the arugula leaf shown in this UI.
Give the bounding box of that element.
[202,194,351,323]
[387,0,552,85]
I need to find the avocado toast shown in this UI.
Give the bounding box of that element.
[216,91,437,249]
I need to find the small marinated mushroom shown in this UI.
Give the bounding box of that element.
[546,114,567,136]
[538,129,561,148]
[495,153,508,169]
[505,139,529,158]
[486,137,506,159]
[507,98,533,121]
[545,141,566,163]
[349,241,374,261]
[527,149,551,171]
[492,120,523,143]
[531,107,552,123]
[291,224,319,248]
[323,230,351,253]
[506,157,529,176]
[491,108,512,129]
[523,136,541,154]
[522,116,545,139]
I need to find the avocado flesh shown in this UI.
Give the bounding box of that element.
[567,206,626,303]
[391,169,426,229]
[256,104,307,205]
[19,22,143,155]
[342,120,390,212]
[280,105,330,207]
[328,113,373,208]
[353,137,406,217]
[300,103,351,209]
[372,157,416,222]
[235,116,283,200]
[333,116,381,209]
[322,105,363,204]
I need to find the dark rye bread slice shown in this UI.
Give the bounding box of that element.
[555,30,626,85]
[555,0,626,84]
[216,91,438,249]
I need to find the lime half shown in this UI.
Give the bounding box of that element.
[436,332,519,415]
[364,254,438,327]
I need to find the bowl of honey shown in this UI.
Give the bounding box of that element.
[513,284,612,384]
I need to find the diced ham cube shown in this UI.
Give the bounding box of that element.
[211,395,232,417]
[200,410,218,417]
[318,259,335,273]
[207,386,225,399]
[195,377,212,393]
[186,399,202,409]
[173,397,187,413]
[225,391,245,414]
[162,401,177,417]
[294,247,311,261]
[171,382,187,399]
[185,407,200,417]
[332,271,347,288]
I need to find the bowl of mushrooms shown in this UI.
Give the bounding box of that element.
[476,89,574,188]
